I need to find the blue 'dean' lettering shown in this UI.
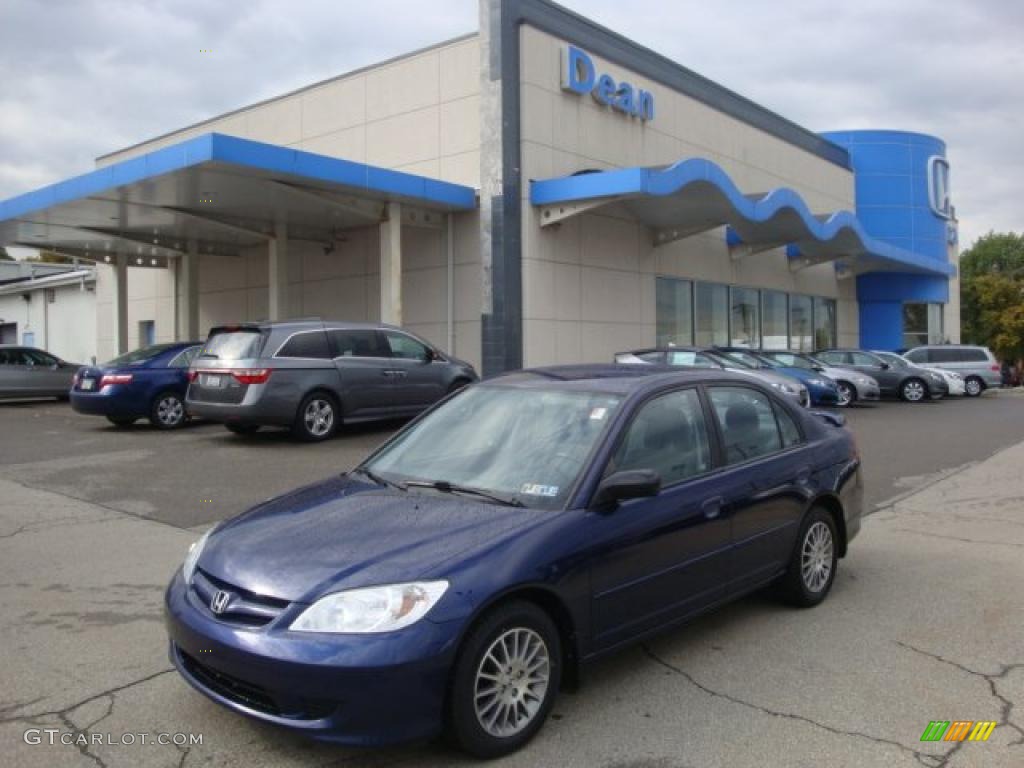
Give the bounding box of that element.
[561,45,655,122]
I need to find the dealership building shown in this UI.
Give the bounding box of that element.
[0,0,959,373]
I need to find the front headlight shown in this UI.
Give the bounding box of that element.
[182,528,213,585]
[769,381,795,394]
[807,378,827,387]
[930,373,944,382]
[290,581,449,634]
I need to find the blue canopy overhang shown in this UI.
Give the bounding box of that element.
[530,159,955,278]
[0,133,478,265]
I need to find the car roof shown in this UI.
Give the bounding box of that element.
[485,364,759,396]
[212,319,409,333]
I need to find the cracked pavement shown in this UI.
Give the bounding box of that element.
[0,398,1022,767]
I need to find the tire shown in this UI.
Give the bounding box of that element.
[900,377,927,403]
[964,376,984,398]
[106,415,136,427]
[779,507,839,607]
[446,601,562,759]
[225,423,260,435]
[291,391,339,442]
[149,391,187,430]
[835,381,856,408]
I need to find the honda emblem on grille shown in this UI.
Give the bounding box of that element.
[210,590,231,614]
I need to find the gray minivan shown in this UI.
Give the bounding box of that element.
[185,321,478,440]
[903,345,1001,397]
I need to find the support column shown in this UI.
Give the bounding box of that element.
[176,239,200,340]
[380,201,402,325]
[268,222,289,321]
[112,253,128,354]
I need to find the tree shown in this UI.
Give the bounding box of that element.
[24,250,74,264]
[0,246,12,261]
[960,233,1024,357]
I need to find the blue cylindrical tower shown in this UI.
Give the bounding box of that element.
[821,130,954,350]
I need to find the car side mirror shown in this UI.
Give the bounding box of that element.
[812,365,825,372]
[592,469,661,510]
[423,348,437,363]
[879,362,890,370]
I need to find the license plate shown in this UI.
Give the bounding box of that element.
[81,379,95,391]
[200,374,224,388]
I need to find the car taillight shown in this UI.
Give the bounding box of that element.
[186,370,198,382]
[72,372,81,386]
[991,364,1000,372]
[232,368,272,385]
[99,373,133,388]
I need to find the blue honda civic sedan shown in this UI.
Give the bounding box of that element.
[71,342,203,429]
[715,347,841,407]
[165,365,862,757]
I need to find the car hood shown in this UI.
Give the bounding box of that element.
[820,366,873,384]
[732,368,803,391]
[197,475,551,603]
[772,366,835,388]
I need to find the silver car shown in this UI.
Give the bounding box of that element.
[0,346,80,400]
[186,320,478,441]
[903,345,1001,397]
[760,350,881,407]
[615,347,811,407]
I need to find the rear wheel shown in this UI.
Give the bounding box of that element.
[900,378,927,402]
[106,415,135,427]
[835,381,856,407]
[964,376,984,397]
[779,507,838,607]
[149,391,186,429]
[292,392,338,442]
[225,423,260,435]
[447,601,561,758]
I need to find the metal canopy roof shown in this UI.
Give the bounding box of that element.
[531,159,955,278]
[0,133,478,265]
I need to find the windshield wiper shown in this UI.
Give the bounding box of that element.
[350,467,406,492]
[402,480,524,507]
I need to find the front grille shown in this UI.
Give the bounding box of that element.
[178,649,336,720]
[192,569,290,627]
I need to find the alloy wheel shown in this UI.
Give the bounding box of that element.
[903,380,925,402]
[157,395,184,426]
[473,628,550,738]
[965,378,982,397]
[836,383,853,407]
[801,521,834,593]
[303,399,334,437]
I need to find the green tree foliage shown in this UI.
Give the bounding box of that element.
[24,250,74,264]
[960,233,1024,361]
[0,246,13,261]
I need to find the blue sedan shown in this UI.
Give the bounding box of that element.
[71,342,203,429]
[715,347,840,406]
[165,364,863,757]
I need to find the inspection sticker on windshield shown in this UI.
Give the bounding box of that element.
[589,407,608,420]
[521,483,559,498]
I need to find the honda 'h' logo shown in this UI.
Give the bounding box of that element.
[927,156,952,220]
[210,590,231,614]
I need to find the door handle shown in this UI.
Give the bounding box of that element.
[701,496,724,519]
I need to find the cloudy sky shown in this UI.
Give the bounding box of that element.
[1,0,1020,252]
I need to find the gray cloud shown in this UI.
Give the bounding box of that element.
[1,0,1019,249]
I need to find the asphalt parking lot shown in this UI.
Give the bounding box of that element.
[1,392,1023,767]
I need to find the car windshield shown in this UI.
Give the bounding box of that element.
[364,385,623,510]
[199,329,267,361]
[705,352,750,370]
[104,344,178,367]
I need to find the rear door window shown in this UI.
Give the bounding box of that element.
[708,387,785,465]
[276,331,332,359]
[817,351,849,365]
[959,348,989,362]
[385,332,430,360]
[200,329,267,361]
[329,330,388,358]
[850,352,879,366]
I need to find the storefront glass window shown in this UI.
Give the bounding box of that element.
[694,282,729,347]
[928,303,945,344]
[655,277,694,347]
[903,302,944,348]
[729,287,760,347]
[789,295,813,351]
[813,297,837,350]
[761,291,788,349]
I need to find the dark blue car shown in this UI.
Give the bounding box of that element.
[714,347,840,406]
[164,365,863,757]
[71,342,203,429]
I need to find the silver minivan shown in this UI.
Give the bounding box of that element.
[903,345,1001,397]
[186,321,478,441]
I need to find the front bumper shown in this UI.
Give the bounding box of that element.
[164,571,458,745]
[854,382,881,401]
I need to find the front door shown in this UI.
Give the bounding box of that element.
[381,331,446,409]
[588,387,731,653]
[848,351,898,395]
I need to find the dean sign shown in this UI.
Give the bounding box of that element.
[561,45,655,122]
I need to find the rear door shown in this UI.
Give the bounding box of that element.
[381,330,447,409]
[328,329,395,417]
[22,349,72,395]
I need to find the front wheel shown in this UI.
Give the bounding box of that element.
[150,392,186,429]
[292,392,338,442]
[447,601,561,758]
[835,381,856,407]
[964,376,984,397]
[900,378,927,403]
[779,507,838,607]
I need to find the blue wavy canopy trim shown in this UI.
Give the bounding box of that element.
[530,158,955,277]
